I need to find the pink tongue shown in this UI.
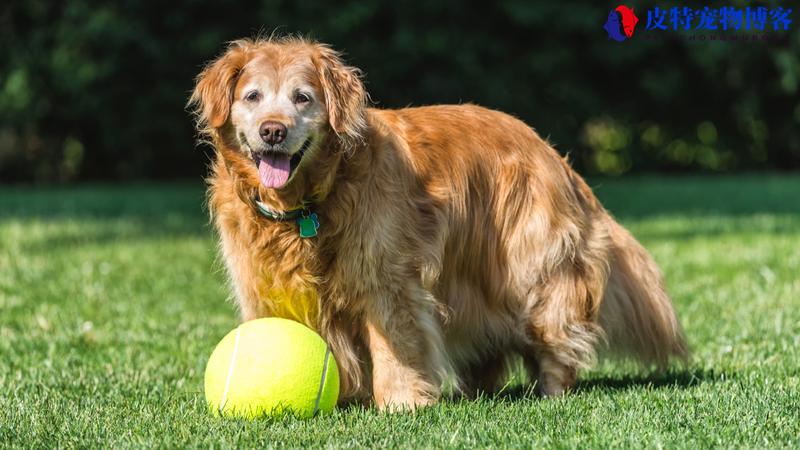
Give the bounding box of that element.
[258,154,291,188]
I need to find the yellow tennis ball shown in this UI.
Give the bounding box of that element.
[204,318,339,419]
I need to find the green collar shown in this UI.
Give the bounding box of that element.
[254,200,306,221]
[254,198,320,238]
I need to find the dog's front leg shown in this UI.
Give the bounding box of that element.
[363,286,445,411]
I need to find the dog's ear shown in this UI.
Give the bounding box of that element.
[189,41,250,130]
[313,45,368,149]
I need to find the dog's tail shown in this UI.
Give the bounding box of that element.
[599,219,689,367]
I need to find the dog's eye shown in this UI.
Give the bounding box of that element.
[294,92,311,105]
[245,90,260,102]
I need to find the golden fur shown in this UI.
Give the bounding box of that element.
[189,37,688,409]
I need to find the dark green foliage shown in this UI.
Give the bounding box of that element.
[1,1,798,182]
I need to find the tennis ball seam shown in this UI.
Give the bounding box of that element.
[312,346,332,416]
[218,326,242,414]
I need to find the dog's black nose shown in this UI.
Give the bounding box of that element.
[259,121,287,145]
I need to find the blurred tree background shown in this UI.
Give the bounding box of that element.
[0,0,798,183]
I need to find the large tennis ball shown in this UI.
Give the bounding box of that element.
[204,318,339,419]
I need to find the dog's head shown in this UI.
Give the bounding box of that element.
[189,38,367,190]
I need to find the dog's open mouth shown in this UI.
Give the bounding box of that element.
[254,138,312,189]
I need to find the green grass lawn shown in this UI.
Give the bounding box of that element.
[1,175,799,448]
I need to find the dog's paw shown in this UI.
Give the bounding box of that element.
[537,361,577,397]
[375,392,437,412]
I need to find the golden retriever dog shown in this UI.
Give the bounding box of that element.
[189,37,687,410]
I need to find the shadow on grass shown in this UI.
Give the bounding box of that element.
[334,368,722,412]
[591,174,800,220]
[572,368,720,393]
[0,182,212,251]
[473,368,722,402]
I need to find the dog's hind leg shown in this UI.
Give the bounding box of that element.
[521,266,607,396]
[516,225,611,396]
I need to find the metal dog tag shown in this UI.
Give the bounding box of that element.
[297,212,319,238]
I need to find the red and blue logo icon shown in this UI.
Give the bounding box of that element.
[604,5,640,41]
